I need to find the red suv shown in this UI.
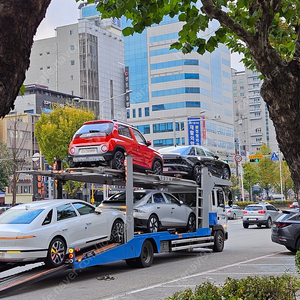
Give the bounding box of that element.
[68,120,163,174]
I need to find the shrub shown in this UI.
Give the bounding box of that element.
[165,275,300,300]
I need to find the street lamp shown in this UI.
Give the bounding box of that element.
[73,90,132,120]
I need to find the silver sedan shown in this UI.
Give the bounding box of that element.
[99,190,196,233]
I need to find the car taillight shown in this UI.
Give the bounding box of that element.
[101,145,108,152]
[289,204,293,208]
[69,147,75,155]
[242,210,247,214]
[228,210,231,213]
[258,210,266,214]
[276,223,290,228]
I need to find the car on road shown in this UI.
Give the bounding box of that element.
[99,190,196,233]
[68,120,163,174]
[289,202,299,209]
[0,199,125,268]
[226,204,243,219]
[159,145,231,184]
[242,202,281,228]
[271,210,300,252]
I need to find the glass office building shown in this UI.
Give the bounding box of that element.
[125,17,235,159]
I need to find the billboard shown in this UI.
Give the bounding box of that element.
[188,118,201,145]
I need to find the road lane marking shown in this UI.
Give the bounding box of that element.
[102,251,289,300]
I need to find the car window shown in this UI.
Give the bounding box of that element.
[266,205,277,211]
[203,148,215,158]
[57,204,77,221]
[132,128,147,145]
[152,193,166,203]
[73,202,95,215]
[118,125,132,139]
[217,190,225,207]
[195,147,205,156]
[0,208,44,224]
[164,193,180,204]
[232,205,241,210]
[211,191,216,206]
[245,205,263,211]
[76,122,113,137]
[188,147,196,155]
[42,209,53,225]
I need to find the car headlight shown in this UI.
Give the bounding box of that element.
[134,208,146,213]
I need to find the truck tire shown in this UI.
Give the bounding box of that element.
[135,240,154,268]
[212,230,224,252]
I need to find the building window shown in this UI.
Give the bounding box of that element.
[70,30,75,35]
[47,66,50,69]
[138,108,142,117]
[240,86,244,90]
[70,45,75,51]
[136,125,150,134]
[232,80,237,84]
[47,79,50,84]
[40,67,43,70]
[144,107,149,117]
[127,109,130,119]
[46,51,50,55]
[71,60,75,66]
[132,109,136,118]
[39,53,43,56]
[71,75,74,81]
[240,92,245,96]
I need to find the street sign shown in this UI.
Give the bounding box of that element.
[234,154,242,163]
[271,152,279,161]
[249,155,263,160]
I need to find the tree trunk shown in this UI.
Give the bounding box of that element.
[0,0,51,117]
[260,65,300,192]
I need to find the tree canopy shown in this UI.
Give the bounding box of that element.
[0,141,13,192]
[35,105,94,168]
[95,0,300,191]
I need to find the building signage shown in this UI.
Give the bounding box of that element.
[249,155,263,159]
[124,66,130,108]
[188,118,201,145]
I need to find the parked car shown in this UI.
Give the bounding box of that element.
[289,202,299,209]
[159,145,231,184]
[68,120,163,174]
[242,202,281,228]
[271,210,300,252]
[0,207,10,214]
[0,199,125,268]
[99,190,196,233]
[226,204,243,219]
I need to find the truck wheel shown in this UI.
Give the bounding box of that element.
[45,237,66,268]
[212,230,224,252]
[266,218,272,228]
[111,150,125,170]
[186,213,196,232]
[135,240,154,268]
[110,219,124,243]
[147,214,160,233]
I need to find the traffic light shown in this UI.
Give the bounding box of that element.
[249,155,263,162]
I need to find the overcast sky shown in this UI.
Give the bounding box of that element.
[35,0,244,71]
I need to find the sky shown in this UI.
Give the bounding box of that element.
[35,0,244,71]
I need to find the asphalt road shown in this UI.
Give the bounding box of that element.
[2,219,297,300]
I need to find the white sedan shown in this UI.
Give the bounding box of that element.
[0,199,125,268]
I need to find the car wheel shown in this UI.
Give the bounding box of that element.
[222,167,231,180]
[135,240,154,268]
[147,214,160,233]
[243,223,249,228]
[266,218,272,228]
[212,230,224,252]
[111,150,125,170]
[152,160,162,175]
[69,159,78,168]
[257,224,262,228]
[186,213,196,232]
[45,237,66,268]
[110,219,124,243]
[232,213,236,220]
[193,165,202,185]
